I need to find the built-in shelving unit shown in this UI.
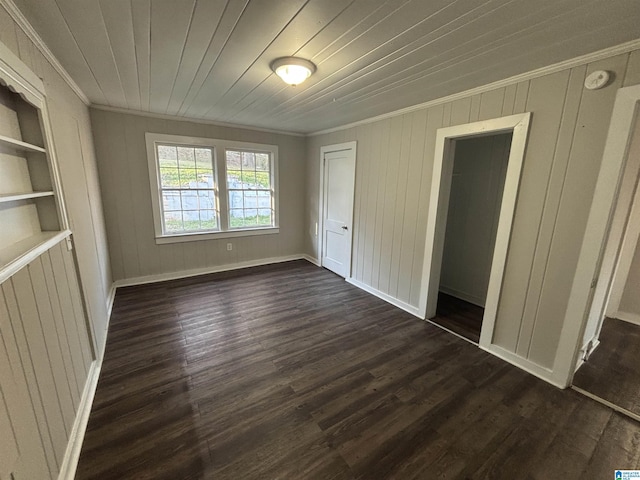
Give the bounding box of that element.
[0,41,69,285]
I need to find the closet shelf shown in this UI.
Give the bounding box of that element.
[0,230,70,284]
[0,134,46,153]
[0,191,54,203]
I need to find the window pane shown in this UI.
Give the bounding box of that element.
[158,145,178,168]
[229,209,244,228]
[178,146,196,169]
[226,150,241,169]
[257,191,272,210]
[195,148,213,170]
[227,170,242,188]
[160,167,180,187]
[181,211,200,232]
[258,209,272,225]
[256,171,270,188]
[244,209,258,226]
[179,168,197,187]
[242,151,255,170]
[243,191,258,209]
[164,211,183,233]
[197,190,215,210]
[162,190,181,211]
[199,210,217,229]
[244,171,258,189]
[198,171,214,188]
[181,191,198,211]
[256,153,269,171]
[228,190,243,209]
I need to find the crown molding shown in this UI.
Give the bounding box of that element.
[0,0,90,106]
[90,104,306,137]
[309,38,640,136]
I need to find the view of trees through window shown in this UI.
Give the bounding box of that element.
[225,150,274,228]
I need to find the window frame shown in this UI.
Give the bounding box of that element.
[146,132,279,244]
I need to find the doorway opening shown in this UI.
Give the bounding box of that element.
[418,113,531,350]
[433,133,512,343]
[571,92,640,420]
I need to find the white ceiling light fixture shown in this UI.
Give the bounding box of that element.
[271,57,316,86]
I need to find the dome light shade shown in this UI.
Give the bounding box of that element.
[271,57,316,86]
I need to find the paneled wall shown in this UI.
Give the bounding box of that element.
[306,49,640,373]
[0,4,110,479]
[0,3,111,353]
[1,241,92,479]
[440,134,511,307]
[90,108,307,283]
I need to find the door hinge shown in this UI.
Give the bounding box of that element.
[65,236,73,251]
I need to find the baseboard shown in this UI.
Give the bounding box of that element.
[572,386,640,423]
[56,358,102,480]
[612,311,640,326]
[302,254,320,266]
[438,286,485,308]
[113,254,310,288]
[480,343,566,389]
[346,277,421,318]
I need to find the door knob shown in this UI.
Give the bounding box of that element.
[341,225,348,230]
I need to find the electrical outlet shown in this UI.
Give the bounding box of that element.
[227,243,233,251]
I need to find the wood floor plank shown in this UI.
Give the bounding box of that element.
[76,260,640,479]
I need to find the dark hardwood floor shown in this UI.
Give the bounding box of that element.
[573,317,640,417]
[433,292,484,343]
[76,260,640,479]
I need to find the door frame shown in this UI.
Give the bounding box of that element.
[577,124,640,368]
[318,141,357,277]
[417,113,532,350]
[562,85,640,386]
[606,180,640,322]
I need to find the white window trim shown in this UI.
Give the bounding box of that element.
[145,132,279,244]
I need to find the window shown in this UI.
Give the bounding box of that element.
[146,133,278,244]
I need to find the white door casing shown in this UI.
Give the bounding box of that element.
[319,142,356,278]
[419,113,531,352]
[561,85,640,387]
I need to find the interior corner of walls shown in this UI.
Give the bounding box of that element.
[346,277,421,318]
[302,254,320,266]
[612,311,640,325]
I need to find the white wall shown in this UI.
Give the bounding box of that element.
[618,239,640,320]
[90,108,307,283]
[439,134,511,307]
[306,49,640,377]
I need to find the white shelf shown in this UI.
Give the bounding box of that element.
[0,133,46,153]
[0,191,54,203]
[0,230,70,284]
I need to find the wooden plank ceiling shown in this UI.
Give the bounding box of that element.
[12,0,640,133]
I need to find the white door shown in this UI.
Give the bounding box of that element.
[321,145,356,278]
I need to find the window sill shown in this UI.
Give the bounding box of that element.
[155,227,279,244]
